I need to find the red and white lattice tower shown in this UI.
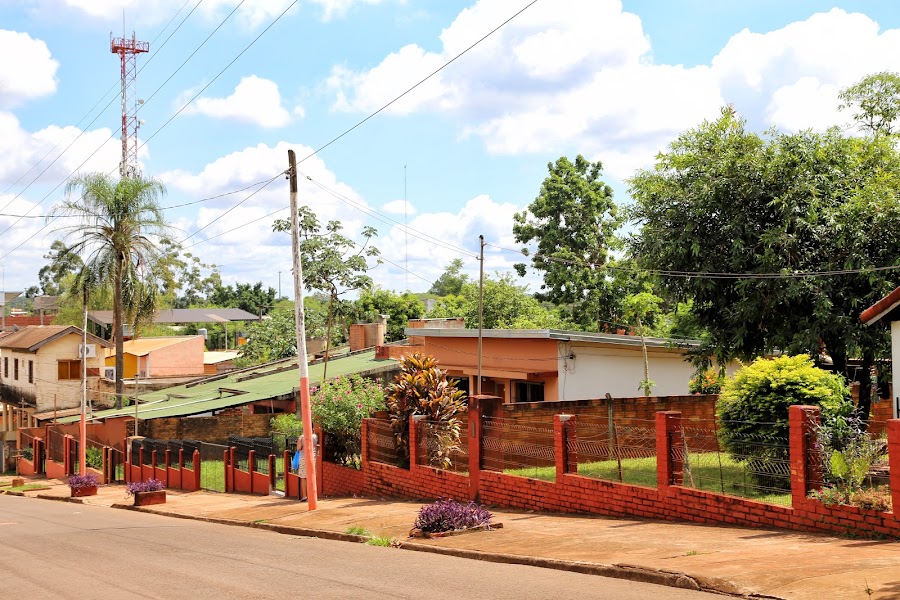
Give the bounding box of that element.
[110,33,149,178]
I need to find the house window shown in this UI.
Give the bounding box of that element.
[14,358,18,380]
[58,360,82,381]
[3,357,6,378]
[514,381,544,403]
[28,360,33,384]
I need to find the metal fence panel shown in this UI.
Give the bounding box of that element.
[482,417,555,481]
[367,419,401,467]
[416,419,468,474]
[199,442,228,492]
[570,418,657,488]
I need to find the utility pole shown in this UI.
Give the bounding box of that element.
[477,235,484,396]
[80,286,88,476]
[288,149,317,510]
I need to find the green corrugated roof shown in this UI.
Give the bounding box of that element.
[60,350,396,422]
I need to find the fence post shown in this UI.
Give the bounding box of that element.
[193,449,201,491]
[226,448,234,492]
[410,415,425,471]
[248,449,256,494]
[789,405,820,507]
[139,447,145,482]
[554,415,573,480]
[656,411,682,489]
[467,396,487,502]
[101,446,109,484]
[63,435,71,476]
[887,420,900,519]
[361,419,370,467]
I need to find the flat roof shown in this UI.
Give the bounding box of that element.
[406,328,699,349]
[59,350,397,422]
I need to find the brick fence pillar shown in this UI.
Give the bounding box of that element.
[887,420,900,518]
[656,411,682,489]
[410,415,425,471]
[554,415,573,480]
[361,419,370,467]
[789,405,820,507]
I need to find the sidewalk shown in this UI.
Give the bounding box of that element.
[4,475,900,599]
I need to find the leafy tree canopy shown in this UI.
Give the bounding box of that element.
[426,273,569,330]
[627,106,900,419]
[38,240,83,296]
[838,71,900,136]
[354,287,425,341]
[428,258,469,297]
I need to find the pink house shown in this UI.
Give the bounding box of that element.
[105,336,205,380]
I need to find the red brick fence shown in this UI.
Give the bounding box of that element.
[320,399,900,539]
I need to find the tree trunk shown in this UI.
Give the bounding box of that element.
[322,291,335,383]
[114,267,124,409]
[638,314,651,396]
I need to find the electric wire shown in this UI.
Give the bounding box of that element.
[483,242,900,281]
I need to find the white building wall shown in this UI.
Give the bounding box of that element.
[556,341,701,400]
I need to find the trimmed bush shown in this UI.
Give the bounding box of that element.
[717,354,853,490]
[312,374,385,469]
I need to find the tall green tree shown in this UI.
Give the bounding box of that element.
[51,173,169,406]
[273,206,380,378]
[839,71,900,136]
[428,258,469,296]
[513,155,622,331]
[38,240,84,296]
[628,107,900,420]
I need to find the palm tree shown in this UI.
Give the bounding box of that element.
[51,173,169,407]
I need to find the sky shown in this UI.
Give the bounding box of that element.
[0,0,899,299]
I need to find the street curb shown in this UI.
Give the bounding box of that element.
[108,502,775,598]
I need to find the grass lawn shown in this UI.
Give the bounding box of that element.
[504,453,792,506]
[7,483,48,492]
[198,460,226,492]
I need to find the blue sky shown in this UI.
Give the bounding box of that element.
[0,0,898,298]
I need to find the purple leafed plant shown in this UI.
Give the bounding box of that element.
[413,498,492,534]
[126,479,165,497]
[68,473,99,489]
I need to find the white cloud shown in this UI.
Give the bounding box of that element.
[325,2,900,177]
[307,0,386,22]
[381,200,415,215]
[0,112,120,185]
[0,30,58,108]
[711,8,900,131]
[183,76,292,128]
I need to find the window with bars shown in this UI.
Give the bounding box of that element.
[28,360,33,384]
[14,358,18,380]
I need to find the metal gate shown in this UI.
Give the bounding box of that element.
[198,442,228,492]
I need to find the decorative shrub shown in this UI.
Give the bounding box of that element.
[717,355,852,491]
[809,485,852,506]
[689,369,724,394]
[126,479,164,497]
[386,353,467,469]
[312,374,385,469]
[815,417,886,494]
[414,498,492,534]
[21,447,33,461]
[270,414,304,437]
[68,473,99,489]
[851,485,892,512]
[85,446,104,470]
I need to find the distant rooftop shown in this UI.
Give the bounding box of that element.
[404,328,699,349]
[88,308,259,326]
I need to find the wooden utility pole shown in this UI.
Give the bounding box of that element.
[288,149,317,510]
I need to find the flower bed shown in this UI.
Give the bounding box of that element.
[408,498,497,539]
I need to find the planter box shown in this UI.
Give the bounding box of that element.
[409,522,502,539]
[71,485,97,498]
[134,490,166,506]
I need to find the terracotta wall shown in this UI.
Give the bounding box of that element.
[142,413,271,443]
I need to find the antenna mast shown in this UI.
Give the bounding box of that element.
[110,32,149,178]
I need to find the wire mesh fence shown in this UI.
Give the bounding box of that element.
[181,440,200,471]
[482,417,556,481]
[109,447,125,482]
[416,419,468,473]
[18,430,34,461]
[569,418,657,488]
[367,419,402,467]
[806,418,891,505]
[674,420,792,506]
[47,429,64,464]
[199,442,228,492]
[270,433,296,491]
[227,436,274,474]
[142,439,168,469]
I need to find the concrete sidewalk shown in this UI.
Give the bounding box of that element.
[4,475,900,599]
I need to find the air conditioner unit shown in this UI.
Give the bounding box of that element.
[78,344,97,358]
[103,367,116,380]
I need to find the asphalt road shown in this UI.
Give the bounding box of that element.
[0,495,724,599]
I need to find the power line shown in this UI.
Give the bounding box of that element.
[485,241,900,281]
